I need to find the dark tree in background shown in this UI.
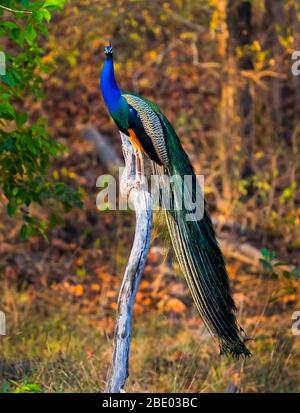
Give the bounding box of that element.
[228,0,253,179]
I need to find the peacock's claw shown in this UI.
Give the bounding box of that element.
[121,179,141,198]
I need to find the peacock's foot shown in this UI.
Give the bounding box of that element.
[121,179,141,198]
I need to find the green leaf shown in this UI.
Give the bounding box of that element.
[0,22,19,30]
[261,247,275,261]
[16,112,28,127]
[20,224,28,240]
[54,182,66,195]
[24,22,36,45]
[261,247,270,259]
[39,25,48,37]
[12,382,42,393]
[44,0,65,9]
[0,74,16,87]
[37,226,48,241]
[259,258,273,272]
[49,145,58,156]
[282,270,291,280]
[7,201,17,217]
[24,137,38,155]
[9,27,23,45]
[0,103,16,119]
[34,9,51,23]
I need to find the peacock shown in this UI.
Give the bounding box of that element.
[100,42,251,358]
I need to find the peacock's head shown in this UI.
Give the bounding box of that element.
[104,41,113,57]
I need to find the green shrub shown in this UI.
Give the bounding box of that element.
[0,1,82,238]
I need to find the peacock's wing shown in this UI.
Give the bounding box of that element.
[122,92,169,167]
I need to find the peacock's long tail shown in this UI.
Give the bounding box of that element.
[154,115,251,358]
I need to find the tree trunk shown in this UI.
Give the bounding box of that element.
[264,0,284,143]
[216,0,235,202]
[228,0,254,179]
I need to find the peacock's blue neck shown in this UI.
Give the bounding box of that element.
[100,55,121,113]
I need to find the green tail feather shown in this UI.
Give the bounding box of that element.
[155,114,251,358]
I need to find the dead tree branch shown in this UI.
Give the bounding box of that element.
[105,133,152,393]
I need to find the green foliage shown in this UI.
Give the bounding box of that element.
[260,247,300,281]
[260,247,300,303]
[0,0,82,238]
[0,380,42,393]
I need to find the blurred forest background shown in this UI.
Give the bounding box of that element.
[0,0,300,393]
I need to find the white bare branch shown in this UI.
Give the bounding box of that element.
[105,133,152,393]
